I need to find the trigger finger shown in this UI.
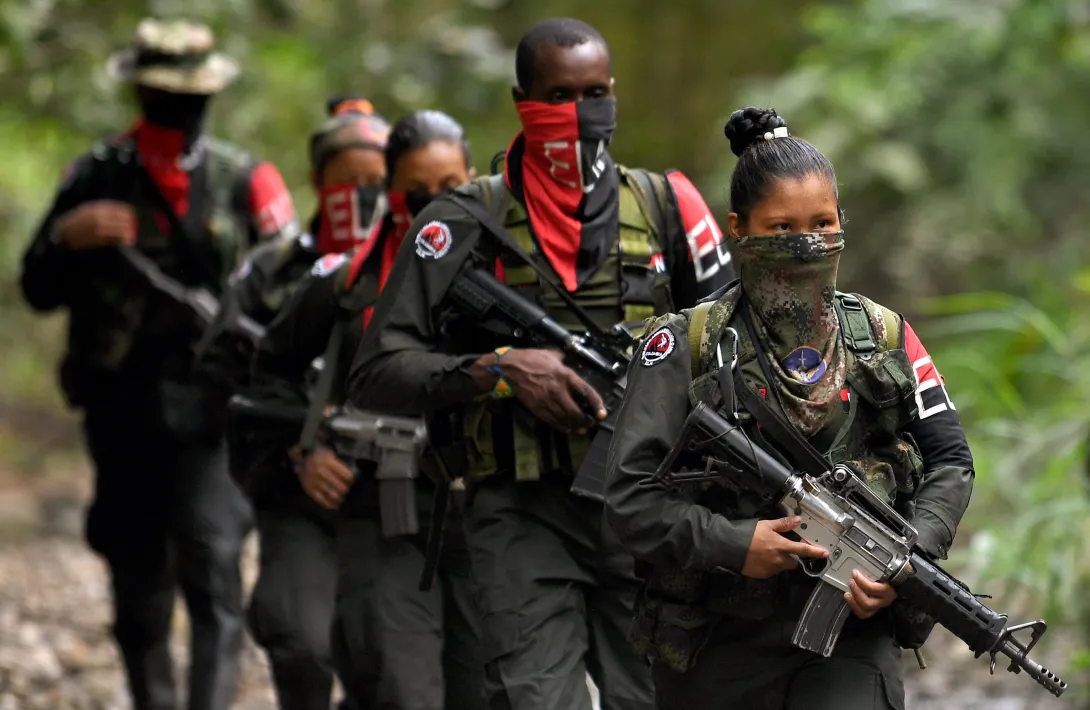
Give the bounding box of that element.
[552,389,587,430]
[568,372,605,417]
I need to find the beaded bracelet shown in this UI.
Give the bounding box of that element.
[486,346,514,399]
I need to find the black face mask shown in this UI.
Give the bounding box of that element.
[356,184,387,229]
[138,89,210,140]
[405,188,448,218]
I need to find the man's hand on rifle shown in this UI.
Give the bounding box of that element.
[741,516,829,579]
[845,570,897,620]
[55,201,137,250]
[297,446,356,510]
[471,348,606,434]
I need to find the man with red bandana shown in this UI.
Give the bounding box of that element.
[349,18,737,710]
[19,19,297,710]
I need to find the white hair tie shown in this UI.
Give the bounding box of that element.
[762,126,790,141]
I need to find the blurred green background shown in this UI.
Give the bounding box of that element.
[2,0,1090,700]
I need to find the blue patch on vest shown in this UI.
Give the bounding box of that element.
[782,346,826,384]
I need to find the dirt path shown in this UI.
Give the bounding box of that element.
[0,476,1078,709]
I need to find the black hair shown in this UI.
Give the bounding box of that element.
[515,18,609,93]
[724,106,840,223]
[385,110,472,181]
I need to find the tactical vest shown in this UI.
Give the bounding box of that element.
[630,285,926,672]
[460,168,678,482]
[73,135,252,375]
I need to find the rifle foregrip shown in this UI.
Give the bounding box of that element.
[792,580,852,658]
[896,554,1006,655]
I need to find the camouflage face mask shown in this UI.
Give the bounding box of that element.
[734,230,847,436]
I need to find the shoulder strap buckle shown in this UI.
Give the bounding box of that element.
[834,292,877,358]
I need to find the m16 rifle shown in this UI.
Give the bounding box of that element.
[648,335,1067,697]
[226,395,428,537]
[447,266,632,501]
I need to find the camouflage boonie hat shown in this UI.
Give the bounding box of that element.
[106,18,240,95]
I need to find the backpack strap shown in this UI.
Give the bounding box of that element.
[688,301,715,375]
[623,167,671,256]
[834,292,878,357]
[205,138,255,272]
[485,173,511,221]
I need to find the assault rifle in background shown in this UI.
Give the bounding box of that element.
[648,337,1067,697]
[447,266,633,501]
[226,395,428,537]
[117,245,266,393]
[117,245,266,346]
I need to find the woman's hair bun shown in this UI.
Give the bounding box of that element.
[723,107,787,158]
[326,95,375,117]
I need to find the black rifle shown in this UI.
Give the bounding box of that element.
[227,395,428,537]
[117,245,265,345]
[447,266,633,501]
[650,400,1068,697]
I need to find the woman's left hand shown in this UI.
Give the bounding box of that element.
[845,569,898,619]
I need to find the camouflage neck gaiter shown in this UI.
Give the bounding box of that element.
[734,230,847,437]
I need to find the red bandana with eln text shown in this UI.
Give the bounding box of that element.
[504,99,619,292]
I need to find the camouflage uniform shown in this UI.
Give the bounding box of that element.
[20,20,298,710]
[348,163,737,710]
[604,232,976,709]
[251,224,484,710]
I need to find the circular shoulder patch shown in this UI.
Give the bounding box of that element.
[414,221,453,260]
[311,252,347,278]
[641,326,676,367]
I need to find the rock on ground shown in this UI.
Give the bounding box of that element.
[0,487,1079,709]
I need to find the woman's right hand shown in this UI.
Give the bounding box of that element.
[298,446,356,510]
[741,516,829,579]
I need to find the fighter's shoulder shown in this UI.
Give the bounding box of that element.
[404,193,483,263]
[230,234,300,282]
[307,250,354,283]
[677,281,744,370]
[840,291,905,352]
[203,135,256,172]
[47,135,127,197]
[635,312,692,371]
